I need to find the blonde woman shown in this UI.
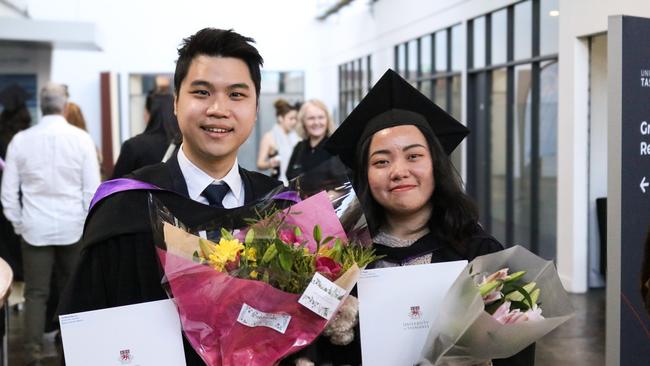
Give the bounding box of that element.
[285,99,336,180]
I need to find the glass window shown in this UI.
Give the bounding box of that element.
[538,60,558,259]
[435,30,448,72]
[514,1,532,60]
[472,16,486,68]
[434,78,447,110]
[451,25,462,71]
[491,9,508,65]
[451,75,462,119]
[398,44,407,77]
[420,79,433,100]
[540,0,559,55]
[361,58,367,95]
[490,68,508,243]
[421,34,432,79]
[513,63,533,247]
[283,71,304,94]
[408,39,419,79]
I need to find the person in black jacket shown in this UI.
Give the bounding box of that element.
[303,69,535,366]
[285,99,335,180]
[111,93,181,178]
[0,83,31,281]
[59,28,282,366]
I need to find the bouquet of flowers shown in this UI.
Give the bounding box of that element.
[418,245,574,366]
[149,162,379,366]
[478,268,544,325]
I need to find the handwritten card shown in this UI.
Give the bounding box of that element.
[298,272,346,320]
[237,303,292,334]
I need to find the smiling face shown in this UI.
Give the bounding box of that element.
[174,55,257,171]
[302,103,328,140]
[367,125,435,219]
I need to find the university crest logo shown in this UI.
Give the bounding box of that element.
[118,349,133,364]
[409,305,422,319]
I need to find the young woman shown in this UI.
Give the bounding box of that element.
[285,99,336,180]
[302,70,535,366]
[257,99,300,184]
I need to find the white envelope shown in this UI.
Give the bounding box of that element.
[358,261,467,366]
[59,299,187,366]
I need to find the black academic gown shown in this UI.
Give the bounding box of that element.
[59,155,281,366]
[295,227,535,366]
[285,138,332,181]
[111,132,169,178]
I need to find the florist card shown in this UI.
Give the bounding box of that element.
[357,261,467,366]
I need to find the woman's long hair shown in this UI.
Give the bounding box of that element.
[0,103,31,158]
[353,125,479,254]
[64,102,87,131]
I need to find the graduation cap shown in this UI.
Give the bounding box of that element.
[325,69,469,170]
[0,84,31,112]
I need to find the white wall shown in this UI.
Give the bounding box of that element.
[587,33,607,288]
[0,0,27,17]
[21,0,321,145]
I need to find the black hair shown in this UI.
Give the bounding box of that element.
[144,94,182,145]
[353,125,479,254]
[174,28,263,101]
[0,103,31,158]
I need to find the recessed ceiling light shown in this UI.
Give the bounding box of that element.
[549,10,560,17]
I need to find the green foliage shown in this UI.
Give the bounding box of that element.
[199,203,382,294]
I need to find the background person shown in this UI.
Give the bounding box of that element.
[0,84,31,281]
[256,98,299,184]
[1,82,100,365]
[285,99,335,180]
[111,93,181,178]
[63,102,87,131]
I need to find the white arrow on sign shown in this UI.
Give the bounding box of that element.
[642,176,650,193]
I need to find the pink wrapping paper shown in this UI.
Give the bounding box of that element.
[157,249,328,366]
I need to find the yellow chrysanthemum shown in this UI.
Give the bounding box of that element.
[243,247,257,262]
[205,238,244,272]
[249,270,258,279]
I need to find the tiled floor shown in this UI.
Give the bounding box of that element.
[535,289,605,365]
[5,289,605,365]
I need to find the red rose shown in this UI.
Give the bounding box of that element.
[315,256,342,281]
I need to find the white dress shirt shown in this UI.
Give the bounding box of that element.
[1,114,101,246]
[176,145,245,208]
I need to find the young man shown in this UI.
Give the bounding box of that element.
[59,28,281,365]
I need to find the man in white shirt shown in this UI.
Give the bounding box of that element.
[1,82,100,365]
